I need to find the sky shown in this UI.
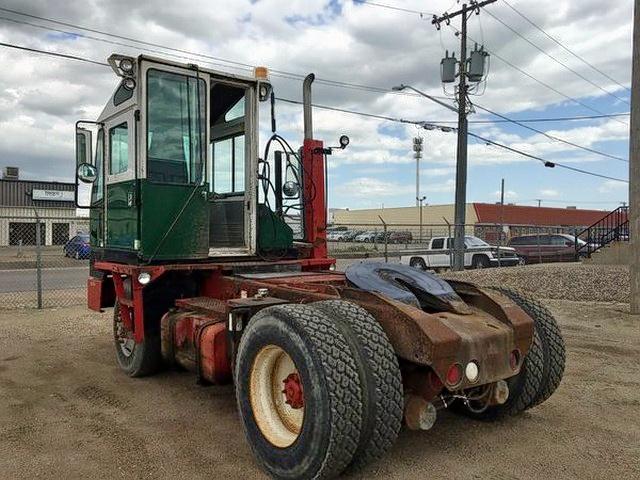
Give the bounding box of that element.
[0,0,633,211]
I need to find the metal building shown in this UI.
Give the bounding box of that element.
[0,167,87,247]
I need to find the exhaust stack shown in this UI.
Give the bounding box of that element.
[303,73,315,139]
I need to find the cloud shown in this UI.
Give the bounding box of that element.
[598,179,628,193]
[334,177,408,197]
[0,0,631,213]
[425,178,455,193]
[493,189,518,200]
[539,188,559,197]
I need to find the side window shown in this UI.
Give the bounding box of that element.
[109,123,129,175]
[551,235,569,246]
[92,129,104,203]
[509,237,522,246]
[431,238,444,249]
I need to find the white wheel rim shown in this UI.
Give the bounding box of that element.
[249,345,304,448]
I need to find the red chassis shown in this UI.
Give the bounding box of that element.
[88,256,531,390]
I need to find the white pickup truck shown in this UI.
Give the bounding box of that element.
[400,235,522,270]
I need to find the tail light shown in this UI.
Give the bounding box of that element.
[510,349,521,370]
[446,363,463,387]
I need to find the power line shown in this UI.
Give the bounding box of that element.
[473,103,629,162]
[355,1,434,17]
[483,8,629,104]
[468,131,628,183]
[0,5,632,131]
[278,97,627,183]
[0,40,107,66]
[0,39,628,184]
[0,6,448,102]
[501,0,631,94]
[444,22,630,126]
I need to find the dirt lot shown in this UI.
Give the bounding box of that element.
[1,299,638,480]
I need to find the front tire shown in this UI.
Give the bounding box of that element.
[113,301,163,377]
[472,255,490,269]
[235,304,363,480]
[409,257,427,270]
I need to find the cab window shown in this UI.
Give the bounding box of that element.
[210,84,246,195]
[109,123,129,175]
[431,238,444,249]
[147,69,206,184]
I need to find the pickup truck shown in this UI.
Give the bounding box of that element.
[401,235,522,270]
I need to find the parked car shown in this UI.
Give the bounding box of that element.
[326,230,347,242]
[401,235,521,270]
[63,234,91,259]
[343,230,364,242]
[354,231,378,243]
[507,233,584,263]
[388,231,413,244]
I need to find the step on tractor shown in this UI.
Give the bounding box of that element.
[74,54,566,479]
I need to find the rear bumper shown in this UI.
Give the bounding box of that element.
[489,257,521,266]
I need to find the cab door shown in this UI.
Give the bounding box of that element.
[104,110,137,252]
[139,61,210,261]
[208,80,258,256]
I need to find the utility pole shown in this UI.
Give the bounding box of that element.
[413,137,423,206]
[630,0,639,314]
[432,0,496,271]
[497,178,504,267]
[535,199,542,207]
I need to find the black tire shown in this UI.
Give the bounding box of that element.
[113,301,163,377]
[311,300,403,471]
[235,304,363,480]
[409,257,427,270]
[491,287,565,407]
[472,254,490,269]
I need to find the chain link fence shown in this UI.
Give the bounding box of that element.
[0,214,606,309]
[0,216,90,309]
[327,220,594,264]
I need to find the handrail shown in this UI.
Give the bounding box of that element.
[575,206,629,258]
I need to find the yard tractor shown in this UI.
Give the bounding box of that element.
[75,54,566,479]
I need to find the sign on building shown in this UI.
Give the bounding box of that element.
[32,189,74,202]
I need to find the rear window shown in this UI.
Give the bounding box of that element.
[431,238,444,249]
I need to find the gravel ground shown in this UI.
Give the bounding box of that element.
[1,299,639,479]
[442,263,630,303]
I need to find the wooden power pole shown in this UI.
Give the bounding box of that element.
[631,0,639,314]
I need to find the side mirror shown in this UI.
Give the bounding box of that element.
[77,163,97,183]
[76,127,92,166]
[75,121,101,208]
[283,181,300,198]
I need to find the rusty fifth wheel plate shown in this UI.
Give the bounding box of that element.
[249,345,305,448]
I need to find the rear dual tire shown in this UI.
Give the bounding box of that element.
[234,302,403,479]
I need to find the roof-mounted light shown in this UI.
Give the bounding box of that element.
[107,54,137,78]
[254,66,269,80]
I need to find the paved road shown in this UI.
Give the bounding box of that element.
[0,267,88,293]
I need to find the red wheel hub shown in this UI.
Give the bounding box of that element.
[282,373,304,409]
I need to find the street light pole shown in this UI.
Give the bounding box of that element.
[417,195,426,243]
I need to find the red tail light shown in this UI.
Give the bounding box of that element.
[446,363,463,386]
[510,349,521,370]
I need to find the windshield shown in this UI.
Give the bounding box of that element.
[464,236,489,247]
